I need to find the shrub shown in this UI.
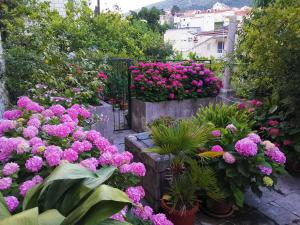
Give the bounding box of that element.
[130,61,222,102]
[2,0,173,102]
[195,103,254,131]
[234,0,300,121]
[28,61,109,107]
[148,116,177,129]
[201,126,287,207]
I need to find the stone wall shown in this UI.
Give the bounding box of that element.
[131,97,218,132]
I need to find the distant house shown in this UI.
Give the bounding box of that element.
[162,2,251,59]
[39,0,82,16]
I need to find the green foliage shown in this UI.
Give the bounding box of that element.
[2,0,173,102]
[234,0,300,121]
[147,116,177,129]
[0,163,132,225]
[128,7,169,34]
[251,94,300,161]
[148,119,212,159]
[195,104,253,131]
[253,0,275,7]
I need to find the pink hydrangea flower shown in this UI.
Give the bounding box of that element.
[4,196,19,212]
[23,126,39,139]
[103,145,118,154]
[247,133,262,144]
[112,151,133,167]
[223,152,236,164]
[16,139,30,154]
[265,147,286,165]
[120,163,146,177]
[27,118,41,128]
[226,124,237,133]
[98,152,113,165]
[31,175,43,184]
[54,124,72,138]
[235,138,258,157]
[80,157,98,172]
[62,148,78,162]
[86,130,101,142]
[44,145,62,166]
[71,141,85,153]
[110,207,127,222]
[78,107,91,119]
[126,186,145,203]
[49,105,66,116]
[29,137,43,147]
[3,162,20,176]
[211,130,221,137]
[93,137,111,151]
[3,110,22,120]
[151,213,174,225]
[72,129,87,141]
[211,145,223,152]
[25,156,43,172]
[133,205,153,221]
[258,165,272,175]
[82,140,93,152]
[25,102,43,113]
[19,180,36,196]
[0,177,12,190]
[41,109,55,118]
[17,96,31,108]
[0,120,16,136]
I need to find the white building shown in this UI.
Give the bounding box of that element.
[40,0,85,16]
[163,2,250,59]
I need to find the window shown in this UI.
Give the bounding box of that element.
[217,41,224,53]
[214,22,224,30]
[188,37,193,42]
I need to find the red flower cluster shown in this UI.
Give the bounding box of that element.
[129,62,222,102]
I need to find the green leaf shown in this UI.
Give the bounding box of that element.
[268,105,278,114]
[84,166,117,189]
[23,184,43,210]
[237,163,250,177]
[232,187,244,207]
[0,192,11,219]
[0,208,39,225]
[61,185,131,225]
[226,168,236,178]
[38,209,65,225]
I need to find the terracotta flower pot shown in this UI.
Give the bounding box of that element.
[161,199,199,225]
[203,198,234,218]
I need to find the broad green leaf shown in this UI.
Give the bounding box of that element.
[268,105,278,114]
[58,167,117,215]
[23,184,43,210]
[0,208,39,225]
[84,166,116,189]
[38,209,65,225]
[62,185,131,225]
[0,192,11,219]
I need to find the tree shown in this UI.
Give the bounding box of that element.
[234,0,300,121]
[171,5,180,16]
[253,0,275,7]
[2,0,173,100]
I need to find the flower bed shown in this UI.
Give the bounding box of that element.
[130,61,222,102]
[0,97,173,225]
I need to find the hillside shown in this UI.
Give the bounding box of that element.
[147,0,252,11]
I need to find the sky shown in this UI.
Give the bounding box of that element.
[90,0,163,12]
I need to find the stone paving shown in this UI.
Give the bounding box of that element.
[113,130,300,225]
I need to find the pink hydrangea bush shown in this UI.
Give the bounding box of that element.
[204,126,286,207]
[130,61,222,102]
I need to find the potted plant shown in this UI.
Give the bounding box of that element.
[148,120,223,224]
[199,124,287,217]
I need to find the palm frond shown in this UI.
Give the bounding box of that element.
[148,119,213,156]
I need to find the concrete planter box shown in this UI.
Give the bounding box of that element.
[125,132,170,211]
[90,101,114,142]
[132,97,217,132]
